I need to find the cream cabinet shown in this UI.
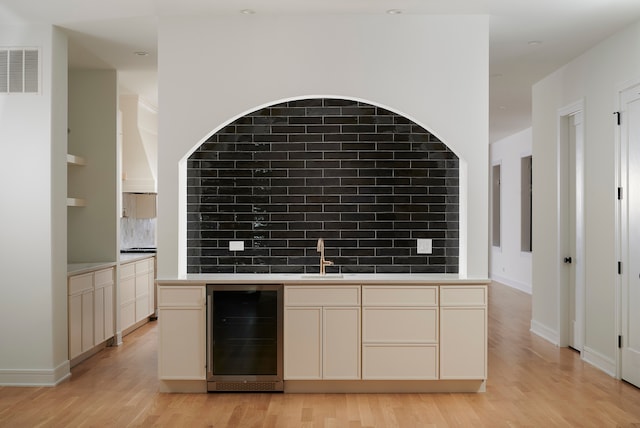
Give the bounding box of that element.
[362,286,439,380]
[68,267,115,362]
[122,193,156,218]
[94,268,115,344]
[119,262,136,330]
[158,286,206,380]
[120,256,155,333]
[284,286,361,380]
[439,285,487,380]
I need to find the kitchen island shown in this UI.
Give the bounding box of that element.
[157,274,489,394]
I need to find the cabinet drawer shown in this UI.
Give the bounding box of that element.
[120,263,136,279]
[69,273,93,295]
[120,277,136,302]
[285,286,360,306]
[135,259,152,274]
[158,286,204,307]
[94,268,113,287]
[363,308,438,343]
[135,275,149,297]
[362,345,438,380]
[440,286,487,307]
[362,286,437,306]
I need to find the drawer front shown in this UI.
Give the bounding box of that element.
[69,273,93,295]
[285,286,360,307]
[362,345,438,380]
[94,268,114,288]
[362,286,437,306]
[120,262,136,279]
[363,308,438,343]
[158,286,204,307]
[135,275,149,297]
[135,259,152,274]
[120,277,136,302]
[440,286,487,307]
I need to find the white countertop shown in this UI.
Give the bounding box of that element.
[68,253,155,276]
[67,261,117,276]
[157,273,490,285]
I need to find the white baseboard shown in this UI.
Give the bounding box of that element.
[0,360,70,386]
[530,319,560,346]
[490,273,532,294]
[582,346,616,377]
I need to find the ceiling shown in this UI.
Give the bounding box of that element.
[2,0,640,143]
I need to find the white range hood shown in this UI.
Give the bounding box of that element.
[121,94,157,193]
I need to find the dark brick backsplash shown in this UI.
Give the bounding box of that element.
[187,98,458,274]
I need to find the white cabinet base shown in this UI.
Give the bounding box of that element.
[284,379,485,394]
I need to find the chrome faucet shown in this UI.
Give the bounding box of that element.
[316,238,334,275]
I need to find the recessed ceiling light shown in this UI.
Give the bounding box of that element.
[133,51,149,56]
[386,9,402,15]
[241,9,256,14]
[527,40,542,46]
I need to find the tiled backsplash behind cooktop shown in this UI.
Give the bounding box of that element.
[186,98,459,274]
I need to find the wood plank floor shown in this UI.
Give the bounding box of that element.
[2,281,640,427]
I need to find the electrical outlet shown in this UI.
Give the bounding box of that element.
[417,238,432,254]
[229,241,244,251]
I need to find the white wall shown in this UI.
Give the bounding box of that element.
[157,15,489,278]
[490,127,532,293]
[0,25,69,385]
[532,19,640,375]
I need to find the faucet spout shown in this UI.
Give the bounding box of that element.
[316,238,333,275]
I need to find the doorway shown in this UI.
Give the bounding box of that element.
[558,102,585,352]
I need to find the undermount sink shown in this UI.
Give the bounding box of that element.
[300,273,344,279]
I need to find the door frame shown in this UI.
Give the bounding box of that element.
[616,78,640,380]
[557,100,585,350]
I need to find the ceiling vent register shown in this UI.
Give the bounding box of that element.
[0,48,39,94]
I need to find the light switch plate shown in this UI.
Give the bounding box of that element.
[229,241,244,251]
[417,238,432,254]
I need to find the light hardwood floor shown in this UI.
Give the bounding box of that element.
[2,281,640,427]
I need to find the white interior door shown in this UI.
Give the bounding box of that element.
[559,103,584,351]
[621,84,640,388]
[568,112,584,351]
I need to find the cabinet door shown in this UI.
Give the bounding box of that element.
[94,285,105,344]
[158,307,206,379]
[135,262,150,322]
[94,283,115,343]
[135,284,149,323]
[148,260,155,316]
[69,294,83,359]
[323,307,360,379]
[81,290,94,353]
[104,283,114,339]
[284,307,322,380]
[439,307,486,379]
[439,286,487,380]
[120,265,136,330]
[158,286,205,380]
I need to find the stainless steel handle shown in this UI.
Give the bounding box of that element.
[207,294,212,375]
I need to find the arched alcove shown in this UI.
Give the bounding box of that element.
[186,98,458,274]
